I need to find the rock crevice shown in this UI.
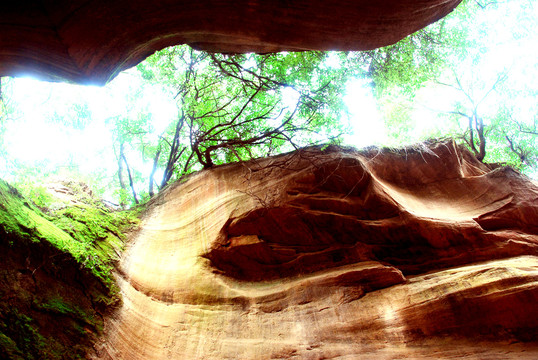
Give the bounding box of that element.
[98,141,538,359]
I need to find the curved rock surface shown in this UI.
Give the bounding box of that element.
[96,141,538,359]
[1,0,462,84]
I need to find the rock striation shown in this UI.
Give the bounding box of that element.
[97,140,538,359]
[1,0,462,84]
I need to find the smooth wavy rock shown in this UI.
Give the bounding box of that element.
[95,141,538,359]
[1,0,462,84]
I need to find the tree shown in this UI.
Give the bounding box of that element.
[109,109,154,207]
[0,77,6,154]
[0,77,18,174]
[350,0,474,98]
[3,47,356,207]
[3,0,537,208]
[484,82,538,171]
[130,46,352,196]
[365,0,538,175]
[1,77,10,154]
[436,70,508,161]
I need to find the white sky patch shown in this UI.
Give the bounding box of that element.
[242,55,257,70]
[2,73,170,186]
[343,78,386,148]
[6,78,109,166]
[269,86,301,128]
[142,84,178,135]
[86,75,131,121]
[281,86,300,110]
[410,83,461,138]
[7,120,68,163]
[324,52,342,69]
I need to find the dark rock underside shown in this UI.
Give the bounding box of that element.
[1,0,462,84]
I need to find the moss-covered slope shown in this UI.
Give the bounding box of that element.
[0,179,137,359]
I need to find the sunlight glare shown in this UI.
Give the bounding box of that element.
[343,78,386,148]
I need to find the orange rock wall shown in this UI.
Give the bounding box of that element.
[96,141,538,359]
[1,0,462,84]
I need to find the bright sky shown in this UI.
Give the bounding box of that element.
[2,71,387,184]
[409,0,538,141]
[2,71,178,185]
[343,78,386,147]
[1,0,536,186]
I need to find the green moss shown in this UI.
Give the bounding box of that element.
[0,179,141,359]
[0,179,139,301]
[19,185,57,210]
[33,295,104,341]
[0,180,76,248]
[0,305,48,360]
[46,203,136,299]
[35,297,87,321]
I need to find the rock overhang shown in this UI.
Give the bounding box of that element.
[1,0,463,84]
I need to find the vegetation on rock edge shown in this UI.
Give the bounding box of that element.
[0,178,140,359]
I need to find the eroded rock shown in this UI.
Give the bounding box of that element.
[98,140,538,359]
[1,0,462,84]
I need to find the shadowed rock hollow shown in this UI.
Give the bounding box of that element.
[1,0,462,84]
[96,141,538,359]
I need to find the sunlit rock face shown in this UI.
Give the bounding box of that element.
[96,141,538,359]
[1,0,462,84]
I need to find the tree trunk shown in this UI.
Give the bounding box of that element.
[118,143,127,208]
[149,147,161,197]
[161,116,185,188]
[119,144,139,205]
[474,112,486,161]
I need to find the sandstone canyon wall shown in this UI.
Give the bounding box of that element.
[97,141,538,359]
[1,0,462,84]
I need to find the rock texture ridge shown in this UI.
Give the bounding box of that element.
[1,0,462,84]
[98,141,538,359]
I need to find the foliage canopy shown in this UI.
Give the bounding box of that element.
[107,47,355,205]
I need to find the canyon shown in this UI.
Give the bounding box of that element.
[96,141,538,359]
[1,1,537,358]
